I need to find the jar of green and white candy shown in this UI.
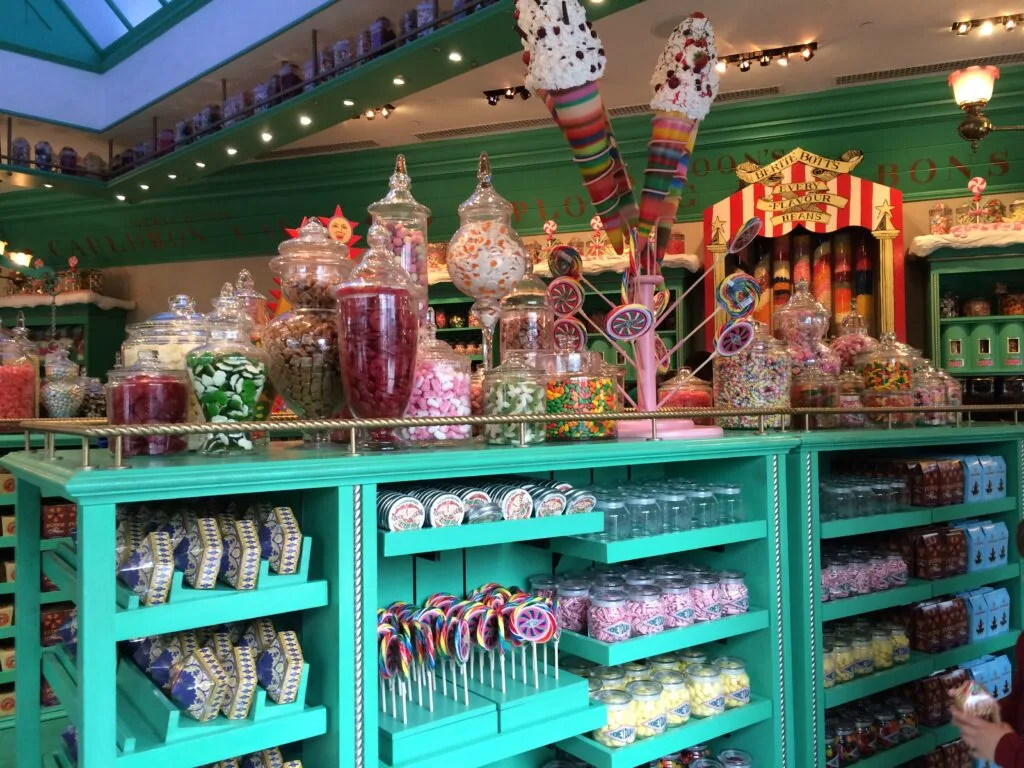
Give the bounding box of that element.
[41,348,86,419]
[186,283,268,455]
[482,355,546,446]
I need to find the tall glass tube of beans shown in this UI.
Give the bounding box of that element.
[186,283,268,455]
[336,223,420,451]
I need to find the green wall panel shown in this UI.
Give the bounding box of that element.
[1,66,1022,269]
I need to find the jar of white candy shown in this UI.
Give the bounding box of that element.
[591,690,636,748]
[715,657,751,709]
[625,680,667,738]
[482,355,546,445]
[686,664,725,718]
[652,669,690,727]
[403,308,473,446]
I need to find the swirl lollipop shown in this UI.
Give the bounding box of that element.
[716,273,762,320]
[554,317,588,352]
[513,601,556,689]
[606,303,654,341]
[547,277,585,317]
[548,244,583,280]
[717,319,755,356]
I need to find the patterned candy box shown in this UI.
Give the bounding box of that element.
[221,646,258,720]
[174,517,224,590]
[258,507,302,575]
[240,618,277,653]
[256,631,304,705]
[204,761,240,768]
[152,631,199,690]
[219,519,261,590]
[61,725,77,763]
[132,633,167,674]
[57,614,78,659]
[208,631,234,661]
[170,646,229,722]
[157,511,188,550]
[118,531,174,606]
[241,748,285,768]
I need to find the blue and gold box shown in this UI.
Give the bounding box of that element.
[170,646,229,722]
[152,631,199,690]
[175,516,224,590]
[118,531,174,606]
[221,645,258,720]
[241,618,277,653]
[256,630,304,705]
[258,506,302,576]
[219,519,261,590]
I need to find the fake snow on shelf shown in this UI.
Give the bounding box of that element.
[910,225,1024,257]
[0,290,135,311]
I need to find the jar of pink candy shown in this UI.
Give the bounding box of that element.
[528,573,557,599]
[556,580,590,633]
[848,556,871,595]
[0,326,39,422]
[588,588,631,643]
[868,556,889,592]
[885,553,908,587]
[829,306,877,371]
[690,577,722,622]
[719,571,749,616]
[627,586,665,636]
[775,280,831,348]
[402,308,472,446]
[660,579,695,628]
[825,558,849,600]
[368,154,431,315]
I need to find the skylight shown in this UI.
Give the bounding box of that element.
[61,0,174,50]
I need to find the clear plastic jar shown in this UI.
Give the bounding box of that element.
[337,224,420,451]
[41,348,85,418]
[775,280,831,347]
[875,709,900,749]
[719,571,749,615]
[626,586,665,636]
[528,574,557,599]
[913,365,947,426]
[649,654,680,674]
[106,349,189,456]
[80,376,106,418]
[600,498,631,541]
[896,703,918,741]
[715,657,750,709]
[623,660,652,683]
[890,624,910,664]
[853,715,878,758]
[653,670,690,727]
[658,368,713,424]
[829,306,877,371]
[368,155,431,311]
[833,640,855,682]
[556,580,590,633]
[872,628,893,670]
[714,322,791,429]
[499,256,554,358]
[626,680,667,738]
[660,580,695,628]
[625,495,662,537]
[0,321,39,420]
[713,484,744,523]
[677,648,707,671]
[592,690,636,748]
[687,489,718,528]
[690,577,722,622]
[886,553,908,587]
[186,284,269,455]
[403,309,472,446]
[717,749,753,768]
[545,342,617,441]
[271,219,352,310]
[483,355,546,445]
[852,633,874,676]
[592,666,627,691]
[836,722,860,763]
[791,363,839,429]
[838,368,865,428]
[868,556,889,592]
[657,491,691,532]
[686,664,725,718]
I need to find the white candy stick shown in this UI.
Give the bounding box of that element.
[442,660,448,697]
[380,678,386,712]
[500,650,507,694]
[533,643,539,689]
[416,663,423,707]
[543,643,548,674]
[390,678,397,718]
[400,679,407,724]
[522,646,527,683]
[463,663,469,706]
[489,650,495,688]
[428,668,434,712]
[554,639,560,680]
[450,660,457,701]
[511,644,516,680]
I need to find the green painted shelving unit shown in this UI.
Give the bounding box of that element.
[787,426,1024,767]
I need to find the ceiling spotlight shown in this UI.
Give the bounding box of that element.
[381,104,395,118]
[1006,16,1018,30]
[487,93,500,105]
[800,45,815,61]
[777,54,789,67]
[43,183,53,189]
[226,147,238,156]
[365,108,377,120]
[759,53,772,66]
[954,20,971,35]
[343,99,355,106]
[448,51,463,62]
[504,87,516,99]
[139,184,149,190]
[715,59,727,73]
[168,174,177,180]
[299,115,312,126]
[739,59,751,72]
[260,131,273,142]
[393,76,405,86]
[979,19,995,35]
[519,88,531,101]
[116,194,126,201]
[195,161,206,168]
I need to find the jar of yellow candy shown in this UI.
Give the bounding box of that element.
[592,690,636,748]
[653,669,690,727]
[872,628,894,670]
[623,660,652,683]
[650,653,680,675]
[715,657,751,709]
[592,667,627,691]
[890,623,910,664]
[626,680,667,738]
[833,640,856,683]
[686,664,725,718]
[822,643,836,689]
[853,633,874,677]
[677,647,708,671]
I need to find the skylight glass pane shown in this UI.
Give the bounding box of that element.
[61,0,129,48]
[113,0,164,27]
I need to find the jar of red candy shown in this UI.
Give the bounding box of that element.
[690,577,722,622]
[498,255,554,359]
[0,323,39,424]
[588,587,631,643]
[658,368,713,425]
[106,349,189,457]
[868,556,888,591]
[402,308,472,446]
[848,556,871,595]
[369,155,430,315]
[719,571,748,615]
[875,709,900,749]
[835,722,860,764]
[791,363,839,429]
[838,368,865,428]
[336,223,420,451]
[660,579,695,628]
[626,585,665,636]
[556,579,590,633]
[853,716,878,758]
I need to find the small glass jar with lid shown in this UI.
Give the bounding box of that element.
[483,354,546,445]
[714,322,791,429]
[889,624,910,664]
[544,341,617,441]
[0,317,38,423]
[913,365,947,426]
[838,368,865,428]
[591,689,636,747]
[368,154,431,312]
[106,349,189,457]
[186,283,269,455]
[336,224,420,451]
[80,376,106,418]
[689,576,722,622]
[527,573,557,598]
[677,648,707,670]
[499,254,554,359]
[791,363,839,429]
[835,721,860,764]
[657,491,691,532]
[687,488,718,528]
[896,702,918,741]
[719,570,748,615]
[555,579,590,633]
[875,708,900,749]
[625,680,667,738]
[852,633,874,676]
[685,664,725,718]
[41,348,85,418]
[403,309,472,447]
[775,280,831,347]
[861,331,914,427]
[588,588,631,643]
[625,495,661,537]
[717,749,753,768]
[623,660,652,682]
[658,367,713,424]
[852,715,878,758]
[649,653,680,674]
[652,669,689,727]
[715,657,750,709]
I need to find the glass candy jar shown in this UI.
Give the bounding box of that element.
[106,350,189,456]
[714,322,791,429]
[829,306,877,371]
[403,309,472,446]
[447,153,528,366]
[368,154,430,313]
[686,664,725,718]
[862,332,914,427]
[0,327,39,422]
[186,283,268,455]
[336,223,420,451]
[499,256,554,358]
[775,280,831,347]
[913,365,947,426]
[838,368,865,428]
[41,348,85,418]
[658,368,713,424]
[80,376,106,418]
[266,220,351,445]
[483,355,546,446]
[791,363,839,429]
[545,342,617,441]
[937,369,962,424]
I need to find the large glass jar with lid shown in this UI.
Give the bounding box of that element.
[483,354,546,445]
[447,152,528,367]
[714,322,791,429]
[336,223,420,452]
[368,155,430,312]
[861,332,914,427]
[499,255,554,359]
[265,219,352,446]
[235,269,275,445]
[658,368,713,424]
[106,349,189,456]
[775,279,831,347]
[913,365,947,426]
[122,294,208,369]
[0,321,38,423]
[544,340,617,441]
[403,308,472,447]
[186,283,268,455]
[829,306,877,371]
[41,348,85,418]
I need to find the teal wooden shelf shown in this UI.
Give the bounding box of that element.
[822,581,933,622]
[852,734,935,768]
[0,705,65,732]
[825,656,934,708]
[41,590,70,605]
[379,687,497,766]
[940,315,1023,324]
[40,538,73,552]
[379,512,603,557]
[557,696,772,768]
[935,563,1021,594]
[931,497,1018,524]
[548,521,767,564]
[0,491,13,506]
[0,626,13,641]
[559,610,771,666]
[0,582,13,596]
[924,722,959,745]
[821,496,1018,539]
[0,669,13,684]
[929,629,1020,669]
[0,536,14,548]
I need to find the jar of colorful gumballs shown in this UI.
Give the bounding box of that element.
[403,309,472,447]
[0,325,39,423]
[658,368,713,425]
[861,332,914,428]
[545,341,617,441]
[368,154,430,312]
[498,255,554,358]
[714,322,791,429]
[482,355,546,446]
[106,349,189,456]
[41,348,85,419]
[791,363,839,429]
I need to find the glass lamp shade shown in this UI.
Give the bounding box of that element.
[949,65,999,106]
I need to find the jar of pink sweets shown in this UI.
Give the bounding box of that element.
[528,574,557,599]
[106,349,189,457]
[719,571,748,615]
[588,588,631,643]
[690,577,722,622]
[627,586,665,636]
[556,580,590,633]
[0,326,39,423]
[848,556,871,595]
[868,556,889,592]
[660,579,695,628]
[885,553,908,587]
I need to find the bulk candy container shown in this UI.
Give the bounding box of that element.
[403,309,472,447]
[106,349,189,456]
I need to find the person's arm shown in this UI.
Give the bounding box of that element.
[995,731,1024,768]
[1001,634,1024,725]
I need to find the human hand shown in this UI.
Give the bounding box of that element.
[952,707,1014,762]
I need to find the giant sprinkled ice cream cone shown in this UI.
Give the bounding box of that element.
[637,13,720,272]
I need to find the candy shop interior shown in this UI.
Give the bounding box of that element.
[1,1,1024,768]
